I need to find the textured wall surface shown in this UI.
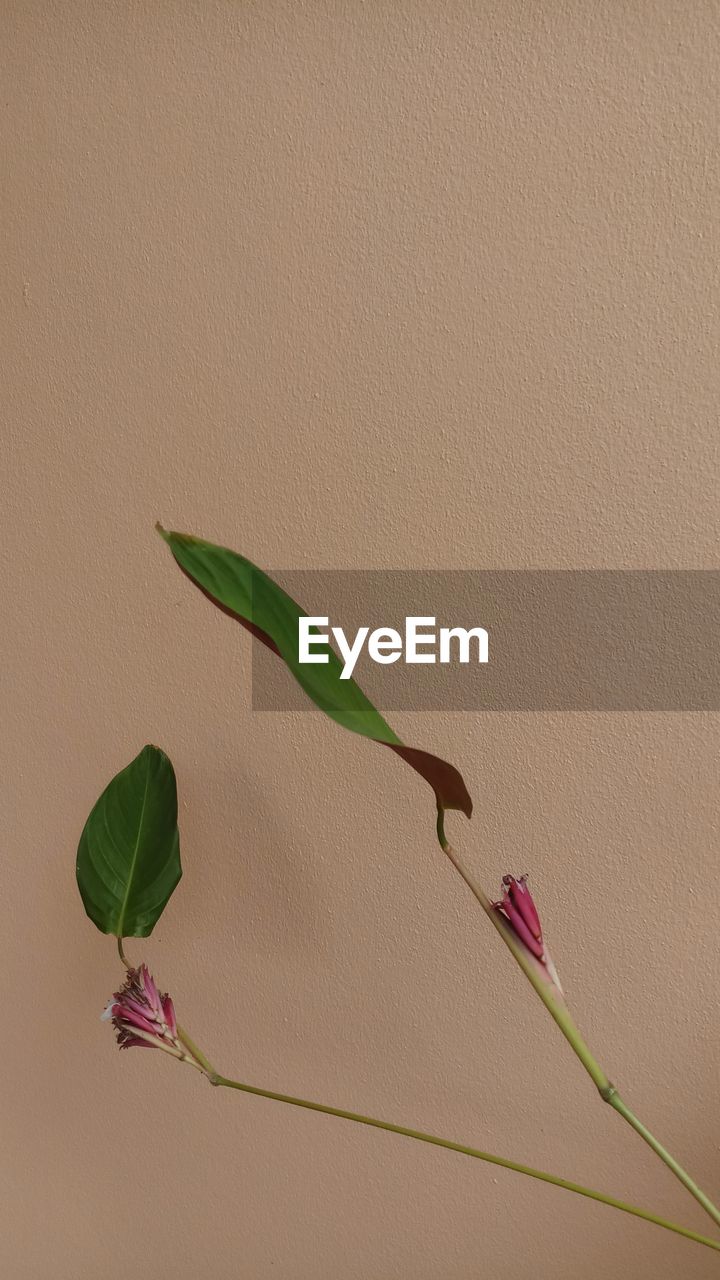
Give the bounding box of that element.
[3,4,720,1277]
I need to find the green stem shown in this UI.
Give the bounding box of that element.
[437,828,720,1232]
[210,1072,720,1253]
[177,1024,217,1076]
[440,839,610,1093]
[607,1090,720,1231]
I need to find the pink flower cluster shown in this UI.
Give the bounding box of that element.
[102,964,185,1059]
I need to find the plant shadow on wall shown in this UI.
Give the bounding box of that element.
[73,525,720,1262]
[189,753,330,968]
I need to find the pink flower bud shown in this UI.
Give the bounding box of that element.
[493,875,563,995]
[503,875,542,943]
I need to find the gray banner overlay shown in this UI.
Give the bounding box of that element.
[251,571,720,711]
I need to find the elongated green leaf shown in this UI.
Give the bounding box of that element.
[76,744,181,938]
[157,526,472,823]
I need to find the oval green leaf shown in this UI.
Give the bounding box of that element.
[76,744,182,938]
[157,526,472,824]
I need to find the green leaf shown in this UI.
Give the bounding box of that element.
[76,744,182,938]
[157,525,472,824]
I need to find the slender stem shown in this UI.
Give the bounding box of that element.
[441,839,610,1094]
[177,1024,217,1076]
[117,936,131,969]
[437,826,720,1232]
[608,1090,720,1230]
[210,1072,720,1253]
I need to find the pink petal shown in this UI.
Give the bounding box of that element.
[140,966,163,1018]
[162,994,177,1037]
[501,896,545,959]
[119,1035,155,1050]
[122,995,161,1026]
[118,1008,158,1037]
[505,875,543,943]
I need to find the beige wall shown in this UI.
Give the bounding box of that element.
[3,4,720,1277]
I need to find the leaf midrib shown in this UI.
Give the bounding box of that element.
[115,751,152,938]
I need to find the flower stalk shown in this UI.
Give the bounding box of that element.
[103,958,720,1256]
[208,1073,720,1254]
[435,815,720,1232]
[438,830,610,1094]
